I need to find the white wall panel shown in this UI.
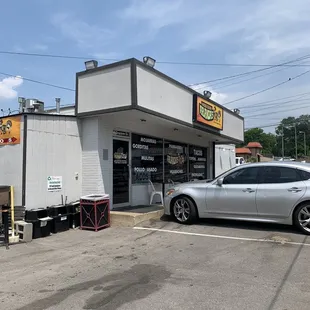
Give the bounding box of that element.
[77,64,131,114]
[136,65,193,124]
[222,112,244,142]
[25,115,82,210]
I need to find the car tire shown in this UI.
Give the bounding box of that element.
[172,196,197,224]
[293,203,310,235]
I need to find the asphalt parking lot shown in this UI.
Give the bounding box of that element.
[1,217,310,310]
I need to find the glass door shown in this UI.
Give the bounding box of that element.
[113,139,130,205]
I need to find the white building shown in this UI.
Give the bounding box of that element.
[0,58,243,216]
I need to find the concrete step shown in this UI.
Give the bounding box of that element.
[110,205,164,227]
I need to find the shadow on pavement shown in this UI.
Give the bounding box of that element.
[160,214,302,235]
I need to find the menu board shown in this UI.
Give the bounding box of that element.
[131,133,163,184]
[189,145,207,180]
[165,141,188,183]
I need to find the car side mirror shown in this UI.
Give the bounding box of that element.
[217,178,224,186]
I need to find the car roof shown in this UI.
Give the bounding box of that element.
[243,161,310,171]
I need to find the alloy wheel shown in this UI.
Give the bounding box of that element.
[173,198,190,222]
[298,206,310,233]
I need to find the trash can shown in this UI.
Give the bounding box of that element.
[25,209,53,239]
[47,206,70,234]
[66,202,80,229]
[80,194,110,231]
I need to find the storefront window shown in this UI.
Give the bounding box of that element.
[189,145,208,180]
[131,133,163,184]
[164,141,188,183]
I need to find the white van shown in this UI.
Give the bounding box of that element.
[235,157,245,166]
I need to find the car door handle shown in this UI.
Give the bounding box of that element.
[288,187,302,193]
[242,188,255,193]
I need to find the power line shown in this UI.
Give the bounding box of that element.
[0,50,119,62]
[241,97,310,114]
[236,91,310,110]
[3,50,310,68]
[245,101,310,119]
[193,65,291,91]
[0,72,75,92]
[189,53,310,86]
[245,123,281,130]
[224,69,310,106]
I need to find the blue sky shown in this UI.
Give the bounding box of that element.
[1,0,310,130]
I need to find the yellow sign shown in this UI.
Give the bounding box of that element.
[193,96,223,130]
[0,116,21,145]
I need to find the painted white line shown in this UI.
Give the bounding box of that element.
[133,227,310,247]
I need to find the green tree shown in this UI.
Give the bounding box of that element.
[239,128,276,156]
[275,115,310,158]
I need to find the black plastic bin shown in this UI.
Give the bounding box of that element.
[25,209,52,239]
[66,202,80,229]
[47,206,70,234]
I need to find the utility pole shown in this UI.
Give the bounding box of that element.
[300,131,306,156]
[294,123,298,160]
[281,124,284,159]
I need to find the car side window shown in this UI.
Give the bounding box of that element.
[263,166,301,184]
[297,169,310,181]
[223,167,261,185]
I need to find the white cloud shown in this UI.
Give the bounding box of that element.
[51,13,114,49]
[121,0,185,30]
[182,0,310,63]
[0,76,23,100]
[121,0,310,63]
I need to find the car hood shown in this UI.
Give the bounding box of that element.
[173,179,214,189]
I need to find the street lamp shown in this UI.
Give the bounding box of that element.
[300,131,306,156]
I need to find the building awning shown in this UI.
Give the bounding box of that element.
[99,110,231,146]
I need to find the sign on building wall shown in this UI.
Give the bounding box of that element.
[193,95,223,130]
[47,176,62,191]
[0,115,21,145]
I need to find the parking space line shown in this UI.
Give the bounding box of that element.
[134,227,310,247]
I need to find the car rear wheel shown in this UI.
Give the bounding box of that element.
[172,196,197,224]
[294,203,310,235]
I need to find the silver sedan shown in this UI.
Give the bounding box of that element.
[164,162,310,235]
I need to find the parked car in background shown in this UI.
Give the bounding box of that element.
[235,156,245,166]
[164,162,310,234]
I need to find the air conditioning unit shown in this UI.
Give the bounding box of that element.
[20,99,45,113]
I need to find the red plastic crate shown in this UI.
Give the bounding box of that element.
[80,194,110,231]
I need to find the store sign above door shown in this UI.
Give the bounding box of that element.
[113,130,130,138]
[192,95,223,130]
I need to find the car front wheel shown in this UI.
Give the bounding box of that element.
[294,203,310,235]
[172,196,197,224]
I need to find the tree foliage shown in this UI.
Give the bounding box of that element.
[239,128,276,156]
[241,114,310,158]
[274,114,310,158]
